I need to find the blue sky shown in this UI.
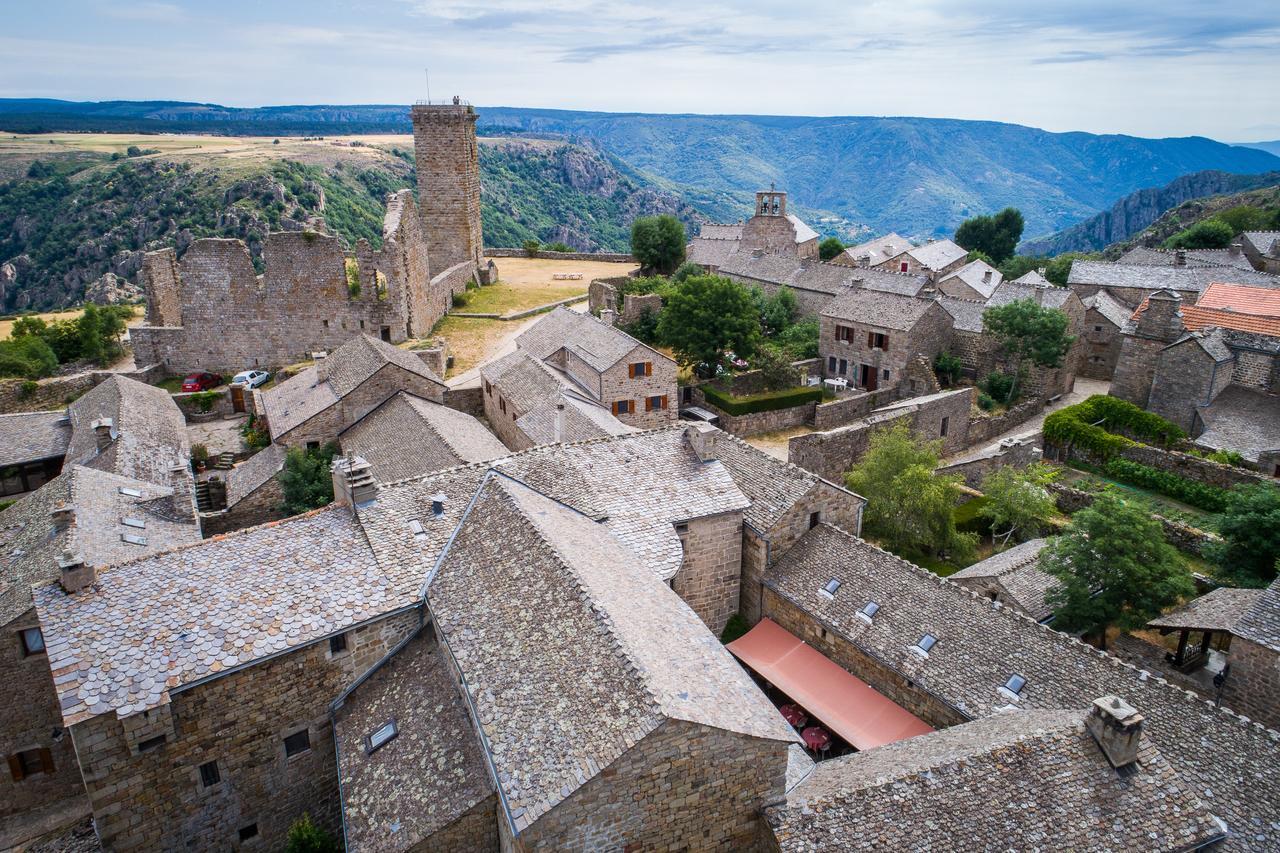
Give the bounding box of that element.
[4,0,1278,140]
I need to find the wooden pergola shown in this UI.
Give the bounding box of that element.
[1148,587,1265,672]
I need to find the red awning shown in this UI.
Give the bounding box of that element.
[727,618,934,751]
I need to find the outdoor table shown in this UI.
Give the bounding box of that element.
[780,704,807,728]
[802,726,832,753]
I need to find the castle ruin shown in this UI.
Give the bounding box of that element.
[130,100,494,375]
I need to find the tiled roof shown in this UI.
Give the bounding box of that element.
[515,306,659,374]
[940,259,1002,299]
[1242,231,1280,258]
[1198,282,1280,315]
[427,474,796,833]
[719,251,863,296]
[715,434,862,532]
[786,214,819,244]
[1175,328,1234,362]
[0,409,70,468]
[904,239,966,271]
[515,391,634,446]
[1195,385,1280,463]
[1117,246,1224,268]
[939,296,987,333]
[768,708,1223,852]
[1084,290,1132,328]
[852,268,930,297]
[35,505,403,725]
[1149,586,1267,634]
[839,233,914,266]
[480,349,565,413]
[224,443,287,507]
[261,335,444,437]
[1233,578,1280,653]
[340,392,507,483]
[686,236,740,269]
[1012,269,1051,286]
[763,523,1280,849]
[1182,307,1280,338]
[66,375,189,485]
[335,630,493,851]
[950,539,1057,621]
[1,465,201,626]
[1187,249,1260,271]
[821,288,939,331]
[987,280,1075,311]
[1068,260,1278,293]
[697,223,744,240]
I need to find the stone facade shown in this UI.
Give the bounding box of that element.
[513,717,788,852]
[198,475,284,537]
[1146,337,1230,432]
[1081,306,1124,380]
[811,387,899,430]
[592,344,677,429]
[411,102,484,278]
[671,510,744,635]
[270,365,445,449]
[739,192,818,259]
[1111,291,1185,407]
[819,299,953,391]
[1221,638,1280,730]
[1,607,84,821]
[68,608,419,851]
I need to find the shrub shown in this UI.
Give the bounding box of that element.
[976,392,996,411]
[240,414,270,450]
[933,352,964,387]
[1043,395,1185,459]
[619,308,661,346]
[753,345,801,392]
[284,813,339,853]
[1206,449,1246,467]
[672,261,703,283]
[19,379,39,399]
[522,238,541,256]
[775,319,819,360]
[819,236,845,261]
[451,292,469,308]
[980,371,1018,404]
[1101,458,1230,512]
[278,444,339,515]
[0,336,59,378]
[701,384,822,416]
[190,390,220,413]
[544,241,573,253]
[190,443,209,462]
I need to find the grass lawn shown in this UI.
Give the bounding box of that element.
[430,315,506,378]
[460,281,587,315]
[1060,466,1221,533]
[154,377,185,393]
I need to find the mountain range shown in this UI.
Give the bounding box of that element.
[1,99,1277,242]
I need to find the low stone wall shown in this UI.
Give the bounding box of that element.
[812,387,898,431]
[1047,482,1220,556]
[689,386,816,438]
[173,388,236,421]
[619,292,662,325]
[965,397,1045,447]
[0,373,96,413]
[789,410,914,481]
[486,248,635,262]
[411,340,449,377]
[1119,443,1270,491]
[936,434,1044,488]
[443,385,484,419]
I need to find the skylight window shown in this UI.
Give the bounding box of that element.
[121,517,146,529]
[856,601,880,624]
[118,487,143,498]
[999,674,1028,702]
[408,520,425,537]
[912,633,937,656]
[121,532,148,546]
[430,492,446,518]
[366,719,398,754]
[819,578,841,599]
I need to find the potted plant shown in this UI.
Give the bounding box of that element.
[191,443,209,473]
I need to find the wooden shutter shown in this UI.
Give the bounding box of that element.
[611,401,620,415]
[39,748,53,774]
[644,362,652,376]
[8,753,23,782]
[660,394,668,410]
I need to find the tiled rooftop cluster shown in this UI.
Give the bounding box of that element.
[822,287,937,330]
[765,523,1280,848]
[1149,586,1267,633]
[1068,260,1278,295]
[515,306,648,373]
[66,375,190,484]
[949,538,1057,621]
[0,409,70,468]
[720,250,929,298]
[479,348,634,445]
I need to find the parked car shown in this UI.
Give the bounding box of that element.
[232,369,271,388]
[180,372,223,392]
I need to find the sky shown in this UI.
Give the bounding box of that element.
[3,0,1279,141]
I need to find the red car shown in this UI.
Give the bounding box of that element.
[180,372,223,392]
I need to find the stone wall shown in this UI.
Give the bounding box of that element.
[0,363,166,414]
[486,248,634,262]
[1047,482,1219,556]
[601,345,678,429]
[671,510,743,635]
[1119,443,1273,491]
[412,104,483,277]
[70,607,420,851]
[443,385,485,419]
[935,434,1043,488]
[199,476,284,538]
[517,717,787,852]
[414,796,498,852]
[173,388,236,421]
[964,397,1046,448]
[274,365,445,448]
[1221,638,1280,731]
[762,588,969,729]
[693,393,816,438]
[1146,338,1221,433]
[1,607,86,821]
[481,381,530,453]
[1081,309,1123,380]
[812,387,899,431]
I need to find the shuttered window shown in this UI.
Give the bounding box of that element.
[628,362,652,378]
[645,395,668,412]
[612,400,634,415]
[8,748,53,781]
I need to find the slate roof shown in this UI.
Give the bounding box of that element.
[719,251,868,296]
[786,214,819,244]
[767,708,1223,852]
[714,434,864,532]
[1117,246,1224,268]
[939,296,987,333]
[66,375,189,485]
[0,409,70,468]
[1233,578,1280,653]
[35,505,400,725]
[686,236,740,269]
[940,259,1003,299]
[1188,249,1260,271]
[1173,328,1234,363]
[480,349,565,414]
[260,335,444,438]
[481,350,633,446]
[1149,586,1267,634]
[426,474,797,834]
[516,306,659,374]
[698,223,744,240]
[335,630,493,852]
[763,523,1280,850]
[1242,231,1280,259]
[851,267,931,297]
[1083,290,1131,328]
[340,392,507,483]
[1068,261,1278,294]
[1,465,201,626]
[987,280,1075,311]
[903,239,967,271]
[821,288,940,331]
[224,443,287,507]
[839,233,914,266]
[1012,269,1051,286]
[1195,385,1280,463]
[950,538,1057,621]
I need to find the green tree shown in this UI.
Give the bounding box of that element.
[1207,483,1280,587]
[672,261,703,283]
[630,214,686,274]
[284,813,340,853]
[982,299,1075,404]
[954,207,1025,263]
[933,352,963,387]
[818,236,845,261]
[0,335,58,378]
[657,275,760,377]
[759,285,797,336]
[76,303,128,366]
[978,463,1059,546]
[753,345,800,392]
[278,444,339,515]
[845,422,976,562]
[775,319,819,359]
[1164,218,1235,250]
[1042,492,1194,649]
[1214,205,1270,234]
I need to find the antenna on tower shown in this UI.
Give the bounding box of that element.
[424,68,432,105]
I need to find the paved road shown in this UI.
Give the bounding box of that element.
[943,377,1111,463]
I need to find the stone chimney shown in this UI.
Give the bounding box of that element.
[1174,248,1187,267]
[169,466,196,523]
[554,402,565,444]
[1135,289,1185,343]
[1086,695,1143,769]
[600,308,617,327]
[91,418,115,452]
[1229,243,1243,258]
[49,502,75,533]
[684,422,720,462]
[983,269,993,284]
[58,550,96,594]
[917,281,938,301]
[332,454,377,511]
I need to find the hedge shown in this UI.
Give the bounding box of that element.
[1101,458,1230,513]
[701,384,822,416]
[1043,395,1185,459]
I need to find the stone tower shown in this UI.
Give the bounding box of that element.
[411,99,484,278]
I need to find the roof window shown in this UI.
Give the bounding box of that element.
[121,532,148,546]
[911,633,937,657]
[430,492,446,518]
[118,486,143,498]
[366,719,398,754]
[819,578,841,599]
[408,519,426,538]
[999,673,1027,701]
[856,601,879,624]
[121,517,146,529]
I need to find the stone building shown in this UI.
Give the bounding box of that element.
[819,289,953,390]
[831,232,914,269]
[936,258,1002,301]
[198,443,288,537]
[949,538,1057,621]
[1079,289,1130,379]
[1067,258,1278,310]
[1241,230,1280,274]
[719,250,927,318]
[131,100,494,376]
[686,191,820,270]
[256,334,446,448]
[0,409,70,500]
[873,238,967,280]
[514,306,679,429]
